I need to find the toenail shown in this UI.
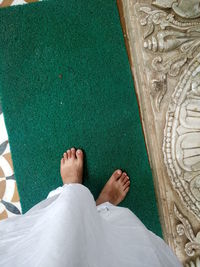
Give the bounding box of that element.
[117,170,121,174]
[77,149,81,154]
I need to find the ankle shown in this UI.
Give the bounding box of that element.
[96,194,109,206]
[96,198,101,206]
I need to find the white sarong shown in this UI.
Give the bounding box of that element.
[0,184,182,267]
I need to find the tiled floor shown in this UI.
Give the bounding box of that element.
[0,0,39,8]
[0,104,22,220]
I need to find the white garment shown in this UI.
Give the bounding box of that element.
[0,184,182,267]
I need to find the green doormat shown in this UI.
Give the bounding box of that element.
[0,0,162,237]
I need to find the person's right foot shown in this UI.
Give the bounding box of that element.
[96,170,130,206]
[60,148,83,185]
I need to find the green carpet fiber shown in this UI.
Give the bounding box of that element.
[0,0,162,237]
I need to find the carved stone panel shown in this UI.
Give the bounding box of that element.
[118,0,200,265]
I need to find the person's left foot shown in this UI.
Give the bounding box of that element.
[60,148,83,184]
[96,170,130,206]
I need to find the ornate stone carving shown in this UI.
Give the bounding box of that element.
[151,74,167,111]
[152,0,200,19]
[163,54,200,219]
[138,5,200,110]
[139,2,200,259]
[185,256,200,267]
[122,0,200,264]
[174,204,200,257]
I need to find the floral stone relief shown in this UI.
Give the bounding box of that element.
[121,0,200,265]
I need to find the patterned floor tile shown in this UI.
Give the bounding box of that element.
[0,106,22,220]
[0,0,39,8]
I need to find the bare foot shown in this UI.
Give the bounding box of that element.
[60,148,83,184]
[96,170,130,206]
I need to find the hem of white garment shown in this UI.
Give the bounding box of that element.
[47,184,114,210]
[47,183,88,199]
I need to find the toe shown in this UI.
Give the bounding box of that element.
[123,176,129,185]
[119,172,127,183]
[67,149,71,158]
[123,180,130,190]
[63,152,67,159]
[111,169,122,181]
[61,158,65,165]
[71,148,76,158]
[123,187,130,195]
[76,149,83,160]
